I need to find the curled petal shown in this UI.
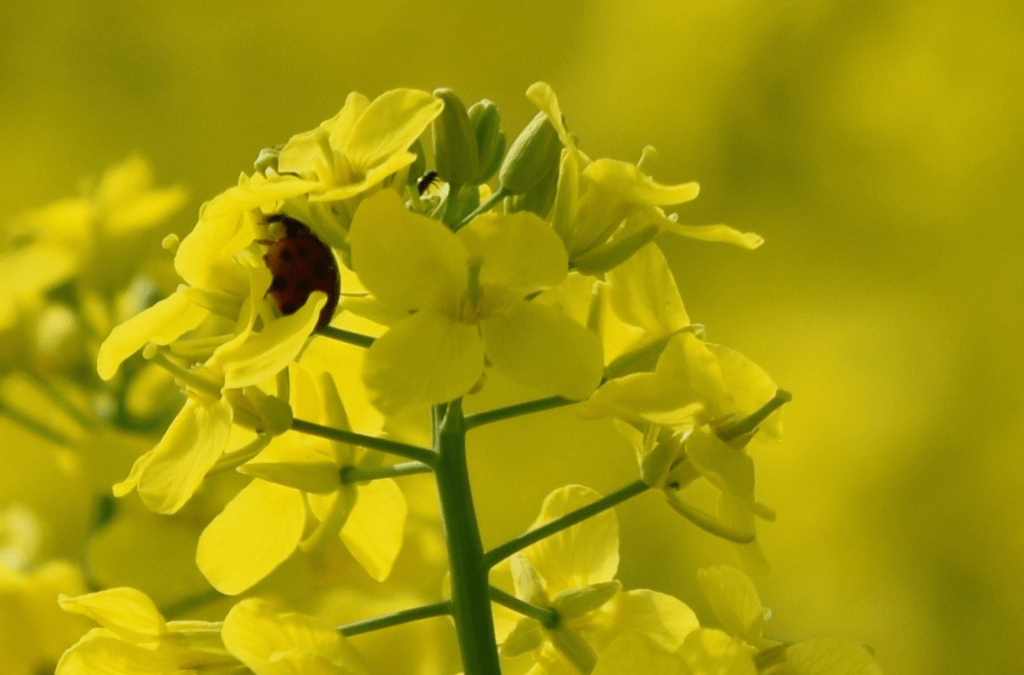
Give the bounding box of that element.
[583,158,699,207]
[345,89,444,172]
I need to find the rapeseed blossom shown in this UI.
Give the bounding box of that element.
[22,82,884,675]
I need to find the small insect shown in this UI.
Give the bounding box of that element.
[416,170,441,196]
[259,214,340,332]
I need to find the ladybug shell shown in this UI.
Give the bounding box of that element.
[262,215,340,332]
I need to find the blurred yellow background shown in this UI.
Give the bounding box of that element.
[2,1,1022,674]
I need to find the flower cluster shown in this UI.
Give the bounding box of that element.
[18,83,885,674]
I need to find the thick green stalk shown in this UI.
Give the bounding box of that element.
[433,400,502,675]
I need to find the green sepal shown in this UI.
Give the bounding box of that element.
[573,223,660,274]
[238,460,341,494]
[242,386,293,437]
[604,325,704,380]
[499,111,563,195]
[505,159,559,218]
[469,99,505,184]
[552,581,621,619]
[406,138,427,187]
[432,88,479,185]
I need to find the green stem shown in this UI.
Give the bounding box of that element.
[342,461,433,483]
[464,395,575,430]
[0,398,74,446]
[339,601,452,637]
[433,400,502,675]
[489,586,558,628]
[719,389,792,443]
[23,371,98,431]
[455,187,510,230]
[484,479,650,567]
[291,418,436,466]
[318,326,375,349]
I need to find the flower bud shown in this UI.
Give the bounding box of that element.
[573,223,660,275]
[499,111,563,195]
[431,89,479,185]
[468,99,505,184]
[253,146,281,175]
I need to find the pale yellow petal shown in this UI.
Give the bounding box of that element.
[591,634,686,675]
[345,89,443,172]
[223,598,367,675]
[218,293,326,389]
[196,480,306,595]
[363,310,483,414]
[583,159,699,207]
[481,300,603,401]
[609,589,699,651]
[58,588,166,642]
[348,190,467,313]
[457,210,567,295]
[696,566,765,644]
[658,218,764,250]
[606,243,689,338]
[97,289,208,380]
[524,485,618,595]
[340,478,407,581]
[133,397,233,514]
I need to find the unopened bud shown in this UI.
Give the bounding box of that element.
[499,111,562,195]
[432,89,479,185]
[468,99,505,184]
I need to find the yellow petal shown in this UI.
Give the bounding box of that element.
[323,91,372,152]
[196,480,306,595]
[58,587,166,642]
[676,629,756,675]
[348,190,467,313]
[783,637,883,675]
[583,158,699,207]
[131,397,233,514]
[218,293,326,389]
[363,310,483,415]
[658,218,764,250]
[707,343,783,442]
[596,636,689,675]
[610,589,699,651]
[481,300,603,401]
[340,478,407,581]
[97,290,208,380]
[457,210,567,295]
[606,243,689,339]
[345,89,443,172]
[524,485,618,596]
[222,598,367,675]
[696,566,765,644]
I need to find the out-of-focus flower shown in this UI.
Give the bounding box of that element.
[348,190,603,415]
[697,567,884,675]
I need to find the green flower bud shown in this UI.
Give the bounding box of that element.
[468,99,505,184]
[573,223,660,274]
[431,88,479,185]
[253,146,281,174]
[505,158,559,218]
[499,111,563,195]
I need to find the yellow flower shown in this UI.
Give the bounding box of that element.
[528,83,761,275]
[348,190,603,414]
[0,561,91,675]
[496,485,698,674]
[196,368,406,595]
[697,567,884,675]
[56,587,236,674]
[11,155,188,293]
[591,632,756,675]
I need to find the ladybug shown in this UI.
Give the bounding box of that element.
[259,214,340,332]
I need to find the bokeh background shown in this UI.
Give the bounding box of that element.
[2,1,1022,673]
